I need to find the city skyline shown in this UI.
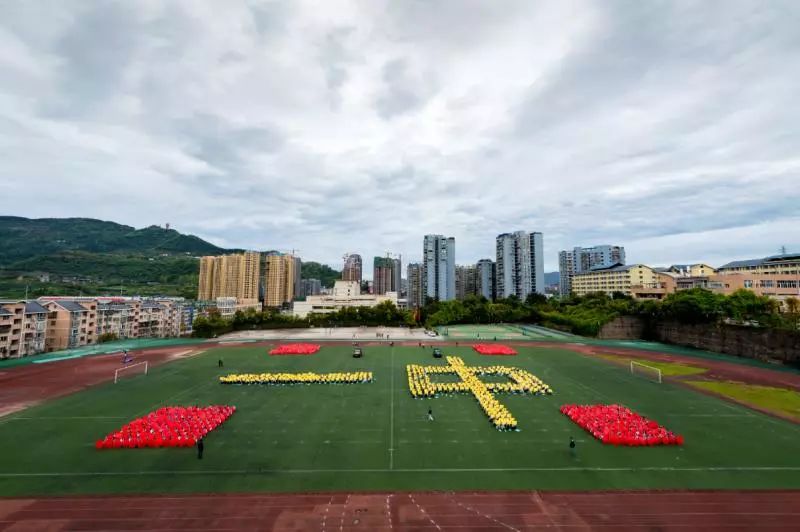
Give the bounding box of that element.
[3,2,799,271]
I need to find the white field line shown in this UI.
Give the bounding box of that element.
[389,344,395,470]
[2,466,800,478]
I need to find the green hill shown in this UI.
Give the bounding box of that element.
[0,217,340,299]
[0,217,231,298]
[0,216,226,265]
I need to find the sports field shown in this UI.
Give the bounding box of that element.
[1,343,799,497]
[442,324,573,340]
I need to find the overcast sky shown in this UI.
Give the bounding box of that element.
[3,0,799,274]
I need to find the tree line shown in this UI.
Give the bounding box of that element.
[192,288,799,338]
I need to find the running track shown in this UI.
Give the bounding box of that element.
[0,490,797,530]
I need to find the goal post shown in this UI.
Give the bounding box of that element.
[630,360,662,384]
[114,361,148,384]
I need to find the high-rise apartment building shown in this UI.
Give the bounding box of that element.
[559,245,626,295]
[455,265,478,300]
[197,251,261,301]
[373,257,394,295]
[476,259,496,300]
[342,254,363,282]
[407,263,423,308]
[423,235,456,301]
[496,231,544,299]
[393,257,402,295]
[263,253,296,307]
[293,256,303,301]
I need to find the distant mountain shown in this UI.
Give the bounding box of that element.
[0,216,228,265]
[544,271,560,286]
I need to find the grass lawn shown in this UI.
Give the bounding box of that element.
[596,355,708,377]
[685,380,800,422]
[0,344,799,496]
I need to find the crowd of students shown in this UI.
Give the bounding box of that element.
[560,404,684,446]
[219,371,373,385]
[473,344,518,355]
[95,406,235,449]
[406,356,554,431]
[269,343,321,355]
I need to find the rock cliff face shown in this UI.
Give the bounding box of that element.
[598,316,800,365]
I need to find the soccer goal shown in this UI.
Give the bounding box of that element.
[630,360,662,384]
[114,361,148,384]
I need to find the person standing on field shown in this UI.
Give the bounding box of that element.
[569,437,576,457]
[197,437,204,460]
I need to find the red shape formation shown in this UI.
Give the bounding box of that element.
[95,405,235,449]
[269,343,321,355]
[473,344,517,355]
[560,404,684,446]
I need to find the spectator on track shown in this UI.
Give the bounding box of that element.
[197,437,204,460]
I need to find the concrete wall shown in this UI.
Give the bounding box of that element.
[597,316,800,365]
[653,321,800,364]
[597,316,645,340]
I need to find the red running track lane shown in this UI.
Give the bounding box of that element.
[0,490,798,531]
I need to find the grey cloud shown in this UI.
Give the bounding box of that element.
[375,58,437,119]
[41,2,142,116]
[2,1,799,271]
[318,26,356,109]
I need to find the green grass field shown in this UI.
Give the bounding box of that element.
[442,324,572,340]
[1,344,799,496]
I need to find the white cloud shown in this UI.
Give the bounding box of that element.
[2,0,799,275]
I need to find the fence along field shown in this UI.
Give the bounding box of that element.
[0,343,799,496]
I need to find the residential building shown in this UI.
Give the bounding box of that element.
[571,264,660,297]
[21,301,48,356]
[293,280,399,318]
[263,253,296,307]
[138,301,167,338]
[558,251,575,296]
[373,257,394,295]
[97,300,141,340]
[476,259,496,301]
[197,251,261,301]
[559,245,625,295]
[407,263,424,308]
[455,265,478,300]
[657,263,717,277]
[302,278,322,297]
[713,253,800,305]
[197,256,217,301]
[423,234,456,301]
[496,231,544,299]
[342,254,363,282]
[293,256,303,301]
[0,302,24,359]
[393,257,402,296]
[717,253,799,276]
[40,299,97,352]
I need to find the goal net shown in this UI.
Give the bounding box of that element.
[630,361,662,384]
[114,361,148,384]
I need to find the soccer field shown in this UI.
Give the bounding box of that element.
[1,344,799,496]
